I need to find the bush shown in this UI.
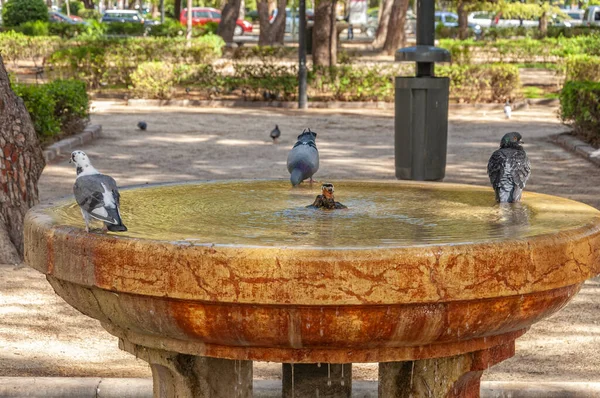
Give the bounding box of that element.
[560,81,600,146]
[130,61,176,99]
[1,0,49,27]
[0,32,60,65]
[565,55,600,82]
[12,79,89,143]
[438,64,521,103]
[47,22,90,38]
[18,20,49,36]
[78,8,102,21]
[105,22,147,36]
[61,1,84,17]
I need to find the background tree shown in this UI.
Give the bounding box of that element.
[0,55,45,264]
[372,0,393,49]
[382,0,409,55]
[258,0,286,45]
[1,0,48,27]
[313,0,337,67]
[217,0,242,43]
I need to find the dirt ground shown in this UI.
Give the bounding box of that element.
[1,103,600,382]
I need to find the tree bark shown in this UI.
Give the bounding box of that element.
[81,0,95,10]
[457,0,469,40]
[313,0,337,67]
[174,0,182,22]
[372,0,393,49]
[539,11,548,37]
[0,55,45,264]
[257,0,286,46]
[382,0,409,56]
[217,0,242,43]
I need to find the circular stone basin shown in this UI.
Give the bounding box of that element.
[25,180,600,363]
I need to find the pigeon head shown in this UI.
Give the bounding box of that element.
[500,132,524,149]
[297,128,317,142]
[70,151,95,175]
[321,183,334,199]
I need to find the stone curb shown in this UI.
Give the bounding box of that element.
[43,125,102,164]
[1,378,600,397]
[126,98,558,111]
[551,132,600,168]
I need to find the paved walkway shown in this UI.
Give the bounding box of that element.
[2,103,599,382]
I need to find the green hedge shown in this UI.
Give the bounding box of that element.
[47,35,225,88]
[438,64,521,102]
[560,81,600,146]
[440,35,600,64]
[565,55,600,82]
[0,32,60,65]
[12,79,89,143]
[1,0,48,27]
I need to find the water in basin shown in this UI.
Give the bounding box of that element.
[47,180,599,248]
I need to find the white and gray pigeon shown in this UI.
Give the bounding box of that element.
[504,100,512,119]
[487,132,531,203]
[70,151,127,233]
[287,129,319,186]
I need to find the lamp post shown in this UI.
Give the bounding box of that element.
[394,0,451,181]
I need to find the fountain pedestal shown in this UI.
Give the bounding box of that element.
[25,180,600,398]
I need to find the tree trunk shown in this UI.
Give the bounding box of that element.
[382,0,409,56]
[257,0,286,45]
[217,0,242,43]
[457,0,469,40]
[239,0,245,20]
[0,55,45,264]
[372,0,393,49]
[539,11,548,37]
[174,0,182,22]
[81,0,95,9]
[313,0,337,67]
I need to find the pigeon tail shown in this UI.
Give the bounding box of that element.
[290,168,305,186]
[106,223,127,232]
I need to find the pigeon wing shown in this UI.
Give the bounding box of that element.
[509,150,531,189]
[73,174,122,225]
[487,149,507,189]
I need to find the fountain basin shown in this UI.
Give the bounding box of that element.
[24,180,600,366]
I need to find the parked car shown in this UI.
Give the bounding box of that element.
[490,12,539,28]
[468,11,494,28]
[49,11,87,25]
[562,8,585,26]
[102,10,145,24]
[180,7,253,36]
[436,11,482,36]
[583,6,600,26]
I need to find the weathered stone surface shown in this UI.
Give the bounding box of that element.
[282,363,352,397]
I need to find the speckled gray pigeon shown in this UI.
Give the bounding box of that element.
[487,132,531,203]
[70,151,127,233]
[287,128,319,186]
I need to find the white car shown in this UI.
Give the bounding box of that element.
[583,6,600,26]
[468,11,495,28]
[562,9,584,26]
[491,12,539,28]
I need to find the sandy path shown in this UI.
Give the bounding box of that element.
[2,103,599,382]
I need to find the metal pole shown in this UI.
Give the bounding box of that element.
[416,0,435,77]
[160,0,165,24]
[298,0,308,109]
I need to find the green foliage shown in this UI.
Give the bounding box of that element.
[147,19,207,37]
[11,79,89,143]
[47,22,91,38]
[105,22,147,36]
[61,1,84,16]
[203,21,219,35]
[565,55,600,82]
[17,20,49,36]
[437,64,521,103]
[130,61,176,99]
[0,32,60,65]
[47,35,225,88]
[2,0,49,27]
[560,81,600,146]
[311,66,398,101]
[78,8,102,20]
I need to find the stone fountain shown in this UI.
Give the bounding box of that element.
[24,180,600,397]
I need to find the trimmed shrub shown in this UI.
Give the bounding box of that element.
[18,20,49,36]
[438,64,521,103]
[560,81,600,146]
[130,61,176,99]
[1,0,49,27]
[0,32,60,65]
[105,22,146,36]
[78,8,102,21]
[565,55,600,82]
[47,22,90,38]
[61,1,84,17]
[12,79,89,144]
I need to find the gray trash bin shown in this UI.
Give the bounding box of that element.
[394,76,450,181]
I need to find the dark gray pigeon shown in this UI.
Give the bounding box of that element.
[137,121,147,130]
[70,151,127,233]
[270,124,281,143]
[487,132,531,203]
[287,128,319,186]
